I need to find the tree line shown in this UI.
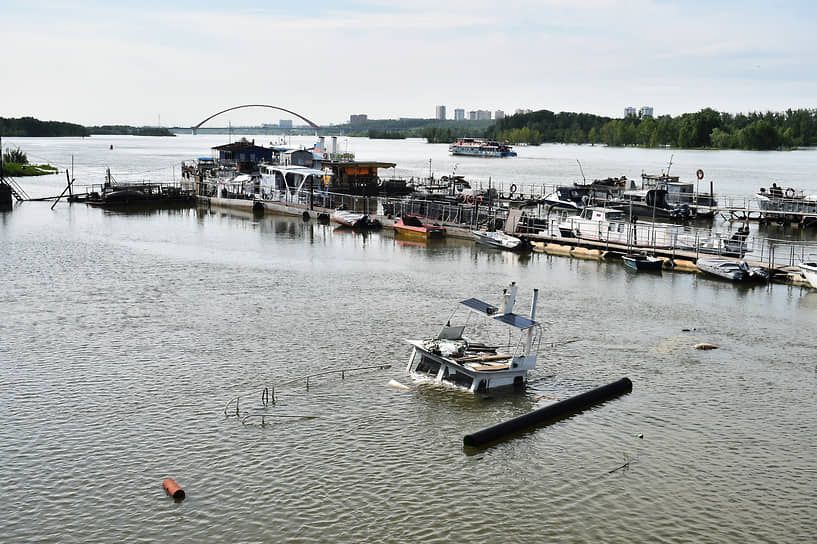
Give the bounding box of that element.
[0,117,90,137]
[485,108,817,150]
[0,117,177,137]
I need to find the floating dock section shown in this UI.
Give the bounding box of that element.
[463,377,633,448]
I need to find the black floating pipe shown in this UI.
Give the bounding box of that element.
[463,377,633,448]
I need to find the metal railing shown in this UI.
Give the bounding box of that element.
[223,363,392,424]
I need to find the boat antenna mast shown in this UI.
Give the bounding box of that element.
[525,288,539,355]
[576,159,586,184]
[666,154,673,176]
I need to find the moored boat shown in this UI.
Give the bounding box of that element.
[406,282,541,393]
[558,206,698,250]
[332,209,381,230]
[622,253,664,271]
[472,230,531,252]
[393,215,446,239]
[543,185,589,210]
[797,261,817,288]
[696,258,769,283]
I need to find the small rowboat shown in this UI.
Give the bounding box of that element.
[622,252,664,271]
[393,215,446,239]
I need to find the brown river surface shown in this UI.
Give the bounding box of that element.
[2,135,816,542]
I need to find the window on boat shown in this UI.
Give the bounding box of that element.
[416,357,440,376]
[442,368,473,389]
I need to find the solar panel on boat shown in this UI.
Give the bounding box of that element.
[460,298,499,315]
[494,313,537,329]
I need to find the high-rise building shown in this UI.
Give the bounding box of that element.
[638,106,654,118]
[454,108,465,121]
[279,119,293,129]
[349,114,368,124]
[477,110,492,120]
[494,110,505,120]
[468,111,477,121]
[624,107,637,118]
[435,105,446,120]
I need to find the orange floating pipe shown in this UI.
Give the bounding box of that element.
[163,478,185,500]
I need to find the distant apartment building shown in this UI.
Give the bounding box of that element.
[514,108,533,115]
[454,108,465,121]
[435,105,446,120]
[494,110,505,120]
[349,114,368,124]
[279,119,293,129]
[477,110,492,120]
[468,111,477,121]
[624,106,653,119]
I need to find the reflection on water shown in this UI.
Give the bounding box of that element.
[1,138,816,543]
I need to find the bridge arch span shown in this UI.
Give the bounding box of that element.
[191,104,321,133]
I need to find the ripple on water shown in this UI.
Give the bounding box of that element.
[2,202,816,543]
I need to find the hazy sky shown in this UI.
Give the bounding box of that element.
[2,0,816,127]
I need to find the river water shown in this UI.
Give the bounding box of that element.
[2,136,816,543]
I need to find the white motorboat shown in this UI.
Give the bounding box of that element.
[472,230,530,251]
[406,282,541,393]
[798,261,817,288]
[696,258,769,283]
[557,206,697,250]
[332,209,381,229]
[542,185,589,211]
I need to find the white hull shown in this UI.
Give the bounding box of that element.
[798,262,817,288]
[472,230,524,250]
[405,283,541,394]
[406,342,532,393]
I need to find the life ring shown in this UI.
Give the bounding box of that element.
[509,183,518,194]
[467,194,475,204]
[696,169,704,180]
[785,187,795,197]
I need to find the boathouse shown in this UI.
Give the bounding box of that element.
[322,160,397,195]
[212,139,274,172]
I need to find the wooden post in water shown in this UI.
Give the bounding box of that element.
[50,170,75,210]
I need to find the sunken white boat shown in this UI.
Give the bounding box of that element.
[696,258,769,283]
[406,282,541,393]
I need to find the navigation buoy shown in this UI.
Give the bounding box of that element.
[694,343,719,350]
[163,478,185,500]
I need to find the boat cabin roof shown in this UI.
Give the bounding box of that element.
[460,297,538,329]
[259,164,328,177]
[582,207,625,221]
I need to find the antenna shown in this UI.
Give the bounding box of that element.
[667,154,673,175]
[576,159,586,183]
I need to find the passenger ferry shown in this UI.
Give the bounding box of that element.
[448,138,517,157]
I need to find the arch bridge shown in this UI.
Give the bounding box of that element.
[190,104,321,134]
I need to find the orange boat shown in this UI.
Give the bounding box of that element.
[393,215,446,239]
